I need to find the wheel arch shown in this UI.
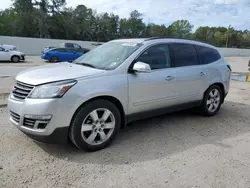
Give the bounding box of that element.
[50,55,59,62]
[69,95,126,131]
[204,82,225,103]
[11,55,20,61]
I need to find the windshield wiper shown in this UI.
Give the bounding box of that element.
[75,62,96,69]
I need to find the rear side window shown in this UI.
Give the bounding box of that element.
[54,48,69,52]
[65,48,76,52]
[169,43,199,67]
[195,45,221,64]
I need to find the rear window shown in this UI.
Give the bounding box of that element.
[195,45,221,64]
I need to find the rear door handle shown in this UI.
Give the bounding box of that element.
[165,76,175,81]
[200,72,206,76]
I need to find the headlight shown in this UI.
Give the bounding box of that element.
[28,80,77,99]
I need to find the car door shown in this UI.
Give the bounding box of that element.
[128,43,182,114]
[0,47,10,61]
[167,43,205,103]
[65,49,77,62]
[73,49,84,60]
[56,48,74,62]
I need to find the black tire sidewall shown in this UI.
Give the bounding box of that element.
[50,56,58,62]
[70,99,121,151]
[201,85,223,116]
[12,56,19,63]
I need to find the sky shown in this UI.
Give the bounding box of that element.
[2,0,250,30]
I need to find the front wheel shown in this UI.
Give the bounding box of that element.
[11,55,20,63]
[69,99,121,151]
[200,85,223,116]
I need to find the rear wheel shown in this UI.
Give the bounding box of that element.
[200,85,223,116]
[50,56,59,63]
[69,99,121,152]
[11,55,20,63]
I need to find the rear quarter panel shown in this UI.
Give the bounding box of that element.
[203,59,231,94]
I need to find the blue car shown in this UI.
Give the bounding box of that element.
[41,48,84,62]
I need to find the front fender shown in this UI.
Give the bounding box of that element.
[63,74,128,123]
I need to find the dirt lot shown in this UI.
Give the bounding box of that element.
[0,80,250,188]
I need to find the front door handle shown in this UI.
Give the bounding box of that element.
[165,76,175,81]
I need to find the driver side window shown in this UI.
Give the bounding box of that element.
[136,44,171,70]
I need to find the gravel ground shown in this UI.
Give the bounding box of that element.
[0,81,250,188]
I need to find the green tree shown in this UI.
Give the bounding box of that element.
[1,3,250,48]
[168,20,193,38]
[119,10,145,38]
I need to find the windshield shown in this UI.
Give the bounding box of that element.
[73,41,142,70]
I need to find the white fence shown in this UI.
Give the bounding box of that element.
[0,36,102,55]
[1,36,250,57]
[218,48,250,57]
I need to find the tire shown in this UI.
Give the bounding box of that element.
[200,85,223,116]
[11,55,20,63]
[50,56,59,63]
[69,99,121,152]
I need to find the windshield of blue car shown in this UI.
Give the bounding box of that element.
[72,41,142,70]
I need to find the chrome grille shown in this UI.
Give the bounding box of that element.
[10,111,20,123]
[12,81,34,100]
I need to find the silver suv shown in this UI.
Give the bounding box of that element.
[8,38,231,151]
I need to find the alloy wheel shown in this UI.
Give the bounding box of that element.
[206,88,221,112]
[81,108,115,145]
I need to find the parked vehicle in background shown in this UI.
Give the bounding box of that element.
[0,44,17,51]
[41,48,84,62]
[92,42,103,46]
[60,42,90,53]
[0,46,25,62]
[8,38,231,152]
[42,46,56,52]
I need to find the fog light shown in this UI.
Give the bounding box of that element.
[24,114,52,120]
[37,122,48,129]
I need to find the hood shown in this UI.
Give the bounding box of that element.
[16,62,106,85]
[11,50,24,54]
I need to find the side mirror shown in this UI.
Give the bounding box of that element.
[132,61,151,73]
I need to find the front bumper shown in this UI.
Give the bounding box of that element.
[20,55,25,61]
[22,127,69,144]
[7,94,72,144]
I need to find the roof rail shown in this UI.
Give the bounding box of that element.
[144,37,169,41]
[144,37,214,46]
[144,36,192,41]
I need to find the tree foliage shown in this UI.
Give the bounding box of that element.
[0,0,250,48]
